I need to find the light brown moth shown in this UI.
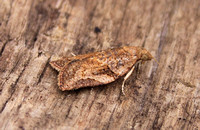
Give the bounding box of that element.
[50,46,154,94]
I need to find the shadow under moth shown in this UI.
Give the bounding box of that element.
[50,46,154,94]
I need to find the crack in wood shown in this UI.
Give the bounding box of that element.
[114,0,130,43]
[0,57,31,113]
[36,57,50,85]
[0,42,7,58]
[65,97,76,119]
[105,104,117,129]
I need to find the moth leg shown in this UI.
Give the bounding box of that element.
[71,52,76,56]
[122,66,135,95]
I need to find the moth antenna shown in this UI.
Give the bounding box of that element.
[122,66,135,95]
[71,52,76,56]
[152,56,159,65]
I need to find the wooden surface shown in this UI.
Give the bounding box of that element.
[0,0,199,129]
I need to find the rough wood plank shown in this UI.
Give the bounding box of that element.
[0,0,199,129]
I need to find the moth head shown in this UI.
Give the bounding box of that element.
[140,49,153,61]
[139,48,159,65]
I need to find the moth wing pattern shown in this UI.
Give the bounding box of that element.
[105,47,138,76]
[107,58,138,76]
[49,54,96,71]
[58,57,119,90]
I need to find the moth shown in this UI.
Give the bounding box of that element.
[50,46,154,94]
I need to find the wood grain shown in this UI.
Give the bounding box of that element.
[0,0,199,129]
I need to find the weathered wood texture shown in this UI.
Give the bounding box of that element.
[0,0,199,129]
